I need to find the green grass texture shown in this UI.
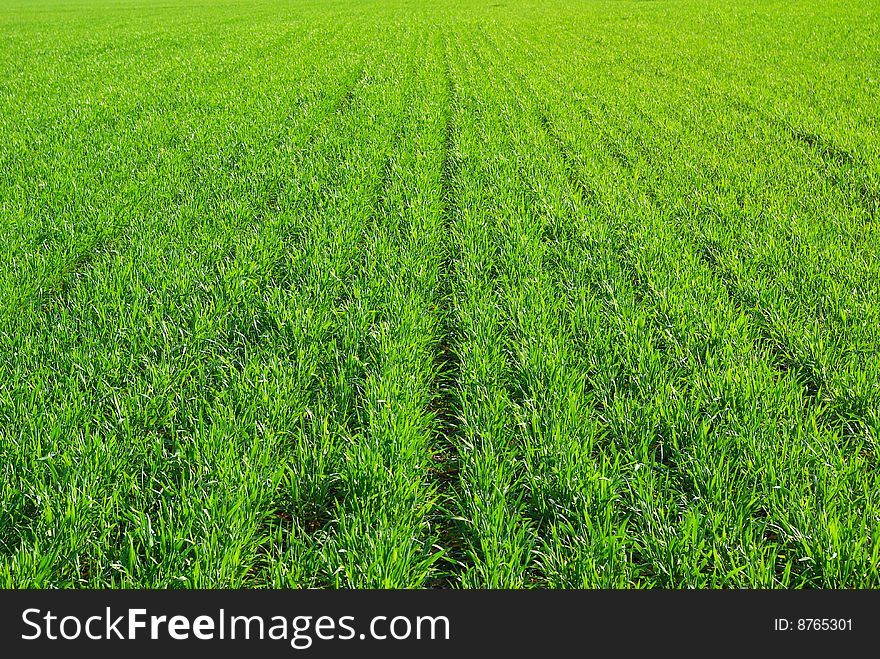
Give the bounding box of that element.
[0,0,878,588]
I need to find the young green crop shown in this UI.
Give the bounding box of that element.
[0,0,877,588]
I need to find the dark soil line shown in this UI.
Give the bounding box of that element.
[425,34,469,589]
[333,64,368,117]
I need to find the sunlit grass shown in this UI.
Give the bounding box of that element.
[0,0,877,588]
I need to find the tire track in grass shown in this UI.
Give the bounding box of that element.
[426,28,467,587]
[5,0,877,589]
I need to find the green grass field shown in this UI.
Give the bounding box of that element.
[1,0,878,588]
